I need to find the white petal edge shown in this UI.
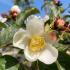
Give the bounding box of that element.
[43,15,49,22]
[26,15,44,35]
[38,44,58,64]
[13,29,29,49]
[24,46,40,62]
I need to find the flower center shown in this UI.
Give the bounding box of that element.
[29,36,45,52]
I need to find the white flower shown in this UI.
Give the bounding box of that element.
[11,5,21,14]
[0,15,7,23]
[13,15,58,64]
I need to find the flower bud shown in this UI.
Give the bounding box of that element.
[10,5,21,20]
[53,0,62,6]
[53,0,59,4]
[11,5,21,14]
[49,31,57,41]
[54,18,65,30]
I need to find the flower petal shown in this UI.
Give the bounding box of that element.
[24,46,40,62]
[26,15,44,35]
[13,29,29,49]
[38,44,58,64]
[43,15,49,22]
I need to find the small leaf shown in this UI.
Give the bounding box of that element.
[59,7,64,13]
[0,22,7,28]
[0,57,6,70]
[0,25,17,48]
[55,43,69,52]
[59,32,70,45]
[63,15,70,19]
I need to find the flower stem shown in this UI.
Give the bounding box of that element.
[55,60,65,70]
[37,60,40,70]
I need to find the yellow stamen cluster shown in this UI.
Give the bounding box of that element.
[29,36,45,52]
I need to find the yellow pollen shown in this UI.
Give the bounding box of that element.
[29,36,45,52]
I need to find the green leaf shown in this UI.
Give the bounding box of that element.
[18,63,25,70]
[41,1,52,10]
[16,8,40,27]
[58,7,64,13]
[0,22,7,28]
[59,32,70,45]
[0,57,6,70]
[63,15,70,19]
[0,55,26,70]
[58,52,70,70]
[4,55,18,68]
[14,0,34,8]
[55,43,69,52]
[0,55,19,70]
[6,65,19,70]
[0,25,17,48]
[3,55,19,70]
[56,61,65,70]
[22,8,40,20]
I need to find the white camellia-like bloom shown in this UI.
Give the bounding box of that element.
[11,5,21,14]
[13,15,58,64]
